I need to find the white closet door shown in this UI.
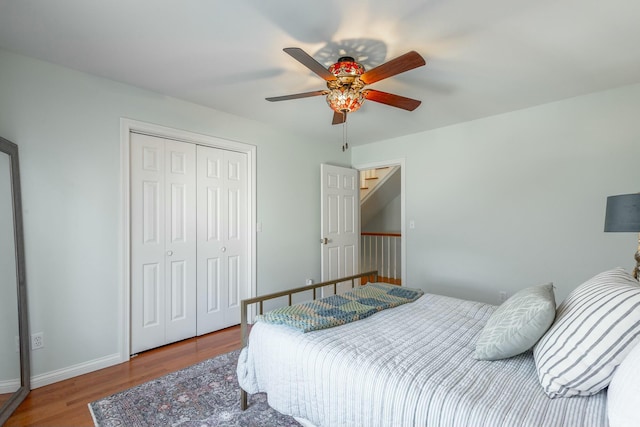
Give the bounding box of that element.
[130,134,197,354]
[163,139,197,343]
[196,145,248,334]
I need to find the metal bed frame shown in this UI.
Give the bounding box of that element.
[239,270,379,410]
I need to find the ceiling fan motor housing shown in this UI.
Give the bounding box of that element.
[329,57,365,80]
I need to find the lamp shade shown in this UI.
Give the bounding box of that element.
[326,87,365,113]
[604,193,640,232]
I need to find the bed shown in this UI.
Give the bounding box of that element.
[236,270,631,427]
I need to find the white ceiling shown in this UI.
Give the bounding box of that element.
[1,0,639,146]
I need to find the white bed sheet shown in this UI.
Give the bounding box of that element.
[237,293,608,427]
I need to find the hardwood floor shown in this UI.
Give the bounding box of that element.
[6,325,242,426]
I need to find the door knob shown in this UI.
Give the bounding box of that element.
[167,250,173,256]
[320,238,328,245]
[221,247,227,252]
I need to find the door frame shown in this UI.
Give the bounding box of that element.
[119,118,257,361]
[352,158,406,284]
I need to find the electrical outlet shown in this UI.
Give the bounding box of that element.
[31,332,44,350]
[498,291,508,304]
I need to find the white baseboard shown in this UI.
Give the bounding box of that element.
[0,378,20,394]
[31,353,124,389]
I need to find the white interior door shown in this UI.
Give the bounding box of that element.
[196,145,248,334]
[130,133,197,354]
[321,164,359,294]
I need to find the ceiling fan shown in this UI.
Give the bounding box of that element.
[266,47,426,125]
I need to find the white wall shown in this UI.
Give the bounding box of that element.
[0,48,347,384]
[363,194,401,233]
[352,83,640,304]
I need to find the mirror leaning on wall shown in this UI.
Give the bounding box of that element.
[0,136,30,425]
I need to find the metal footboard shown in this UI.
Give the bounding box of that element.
[239,270,379,410]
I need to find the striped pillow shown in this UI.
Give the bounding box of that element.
[533,268,640,398]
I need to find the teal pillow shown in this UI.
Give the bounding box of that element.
[474,283,555,360]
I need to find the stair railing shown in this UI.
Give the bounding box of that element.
[360,232,401,285]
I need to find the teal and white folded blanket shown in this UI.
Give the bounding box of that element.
[257,282,424,332]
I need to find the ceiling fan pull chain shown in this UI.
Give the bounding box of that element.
[342,111,349,151]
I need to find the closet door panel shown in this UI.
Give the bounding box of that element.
[196,146,248,334]
[221,150,247,326]
[164,140,197,344]
[131,134,167,354]
[196,146,225,334]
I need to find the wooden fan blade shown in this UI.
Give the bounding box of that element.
[332,111,347,125]
[283,47,337,81]
[360,51,426,85]
[266,90,327,102]
[364,89,422,111]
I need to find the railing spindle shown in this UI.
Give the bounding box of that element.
[386,235,390,281]
[393,237,397,281]
[381,236,385,279]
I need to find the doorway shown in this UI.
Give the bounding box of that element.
[355,159,405,285]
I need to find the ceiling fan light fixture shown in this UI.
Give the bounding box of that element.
[326,87,365,113]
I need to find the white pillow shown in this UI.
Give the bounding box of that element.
[608,340,640,427]
[474,283,555,360]
[533,268,640,398]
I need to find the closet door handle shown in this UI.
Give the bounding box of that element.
[221,247,227,253]
[166,250,173,256]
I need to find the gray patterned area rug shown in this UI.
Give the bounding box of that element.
[88,349,301,427]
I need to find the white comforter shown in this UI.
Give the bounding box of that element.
[237,293,608,427]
